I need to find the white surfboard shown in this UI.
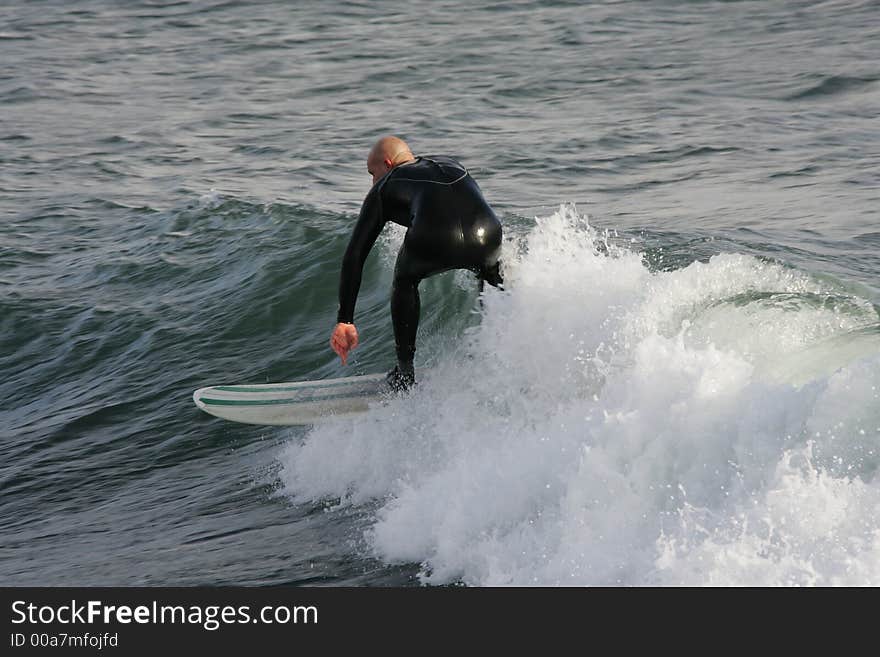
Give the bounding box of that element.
[193,372,392,426]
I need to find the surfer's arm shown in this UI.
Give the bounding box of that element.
[331,187,384,364]
[337,185,385,323]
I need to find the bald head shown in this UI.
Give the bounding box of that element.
[367,136,415,185]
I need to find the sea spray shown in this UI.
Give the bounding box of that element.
[280,204,880,585]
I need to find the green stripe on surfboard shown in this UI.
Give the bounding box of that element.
[196,389,383,407]
[213,375,386,393]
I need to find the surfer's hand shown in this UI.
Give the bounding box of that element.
[330,322,359,365]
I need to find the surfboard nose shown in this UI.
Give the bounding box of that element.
[191,372,394,426]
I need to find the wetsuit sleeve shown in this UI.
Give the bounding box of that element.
[336,185,385,324]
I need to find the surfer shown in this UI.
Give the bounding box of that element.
[330,136,503,391]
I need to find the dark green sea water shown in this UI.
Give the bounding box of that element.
[2,0,879,586]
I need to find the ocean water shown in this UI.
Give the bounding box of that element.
[2,0,879,586]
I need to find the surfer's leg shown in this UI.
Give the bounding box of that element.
[389,244,452,390]
[474,259,502,312]
[390,271,419,374]
[388,245,425,390]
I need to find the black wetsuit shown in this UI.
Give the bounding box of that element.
[337,155,503,374]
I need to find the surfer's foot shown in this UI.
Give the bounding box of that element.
[386,365,415,392]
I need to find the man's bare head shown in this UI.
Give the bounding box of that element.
[367,136,415,185]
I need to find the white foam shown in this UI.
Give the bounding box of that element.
[280,203,880,585]
[197,188,222,208]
